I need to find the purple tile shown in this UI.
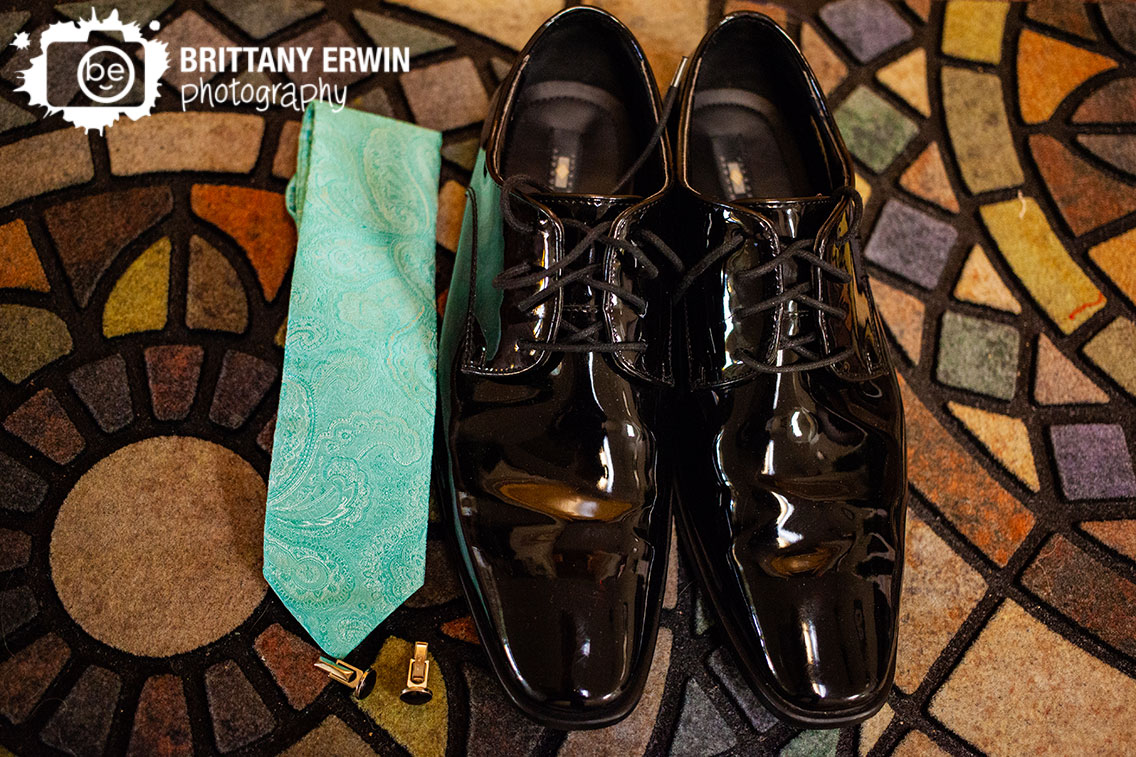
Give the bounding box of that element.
[257,417,275,453]
[819,0,913,63]
[0,451,47,512]
[209,351,278,430]
[865,199,958,289]
[69,355,134,433]
[41,666,121,757]
[204,661,274,753]
[1050,424,1136,500]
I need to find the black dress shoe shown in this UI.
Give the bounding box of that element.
[669,12,907,727]
[436,6,683,729]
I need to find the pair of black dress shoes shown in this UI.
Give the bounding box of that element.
[437,6,907,730]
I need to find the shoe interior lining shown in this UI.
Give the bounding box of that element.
[687,23,838,201]
[501,19,662,196]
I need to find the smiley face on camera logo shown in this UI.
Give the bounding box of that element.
[16,9,170,133]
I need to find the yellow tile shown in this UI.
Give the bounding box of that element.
[877,48,930,116]
[947,402,1039,491]
[942,1,1010,64]
[954,245,1020,313]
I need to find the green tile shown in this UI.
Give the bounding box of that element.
[937,311,1020,400]
[834,86,918,173]
[780,728,839,757]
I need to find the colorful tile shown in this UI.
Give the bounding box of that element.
[560,628,671,756]
[1034,334,1108,405]
[0,452,47,513]
[43,186,172,308]
[0,11,29,49]
[356,637,448,757]
[209,350,278,429]
[855,171,872,205]
[253,624,327,710]
[708,647,779,732]
[834,86,918,173]
[931,601,1136,756]
[941,67,1023,194]
[257,417,275,453]
[724,2,791,28]
[0,634,69,724]
[947,402,1039,491]
[980,198,1105,333]
[671,680,736,756]
[204,661,275,753]
[0,129,93,209]
[0,528,32,571]
[1083,317,1136,398]
[107,113,265,176]
[187,236,248,333]
[0,98,35,136]
[103,237,170,338]
[191,186,296,301]
[858,704,893,756]
[281,716,370,757]
[401,57,489,132]
[463,665,542,757]
[896,512,986,691]
[56,0,172,26]
[387,0,563,51]
[893,731,948,756]
[941,1,1009,64]
[663,524,679,609]
[864,199,957,288]
[780,729,839,757]
[0,220,49,292]
[868,276,924,363]
[4,389,84,464]
[899,377,1034,565]
[69,355,134,433]
[272,122,301,179]
[441,138,479,171]
[1081,520,1136,562]
[144,345,204,421]
[206,0,322,39]
[954,245,1020,314]
[0,587,36,637]
[436,180,467,253]
[1101,2,1136,55]
[127,675,192,757]
[899,142,958,213]
[152,11,235,88]
[278,22,369,88]
[1024,535,1136,656]
[800,23,847,95]
[347,87,394,117]
[1049,423,1136,500]
[818,0,913,63]
[1077,134,1136,177]
[937,311,1020,400]
[876,48,930,117]
[1026,0,1096,40]
[41,667,121,757]
[0,304,72,383]
[1018,30,1116,124]
[440,616,479,644]
[1031,135,1136,235]
[1073,78,1136,123]
[354,11,456,57]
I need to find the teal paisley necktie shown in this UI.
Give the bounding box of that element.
[264,101,441,657]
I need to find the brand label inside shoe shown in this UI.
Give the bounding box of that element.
[551,154,575,190]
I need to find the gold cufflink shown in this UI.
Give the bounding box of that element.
[400,641,433,705]
[315,657,376,699]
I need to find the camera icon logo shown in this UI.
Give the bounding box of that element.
[17,9,169,132]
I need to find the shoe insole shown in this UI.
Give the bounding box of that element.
[689,88,816,201]
[503,80,633,194]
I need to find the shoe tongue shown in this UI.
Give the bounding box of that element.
[735,196,840,239]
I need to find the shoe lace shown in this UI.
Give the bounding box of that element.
[492,66,687,355]
[672,186,863,373]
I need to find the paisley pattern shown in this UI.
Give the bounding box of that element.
[264,101,442,657]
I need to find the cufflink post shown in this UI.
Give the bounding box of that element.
[400,641,433,705]
[315,656,376,699]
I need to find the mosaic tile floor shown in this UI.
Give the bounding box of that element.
[1,0,1136,755]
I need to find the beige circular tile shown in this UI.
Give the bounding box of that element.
[51,436,267,656]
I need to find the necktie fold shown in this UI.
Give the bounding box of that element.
[264,101,441,657]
